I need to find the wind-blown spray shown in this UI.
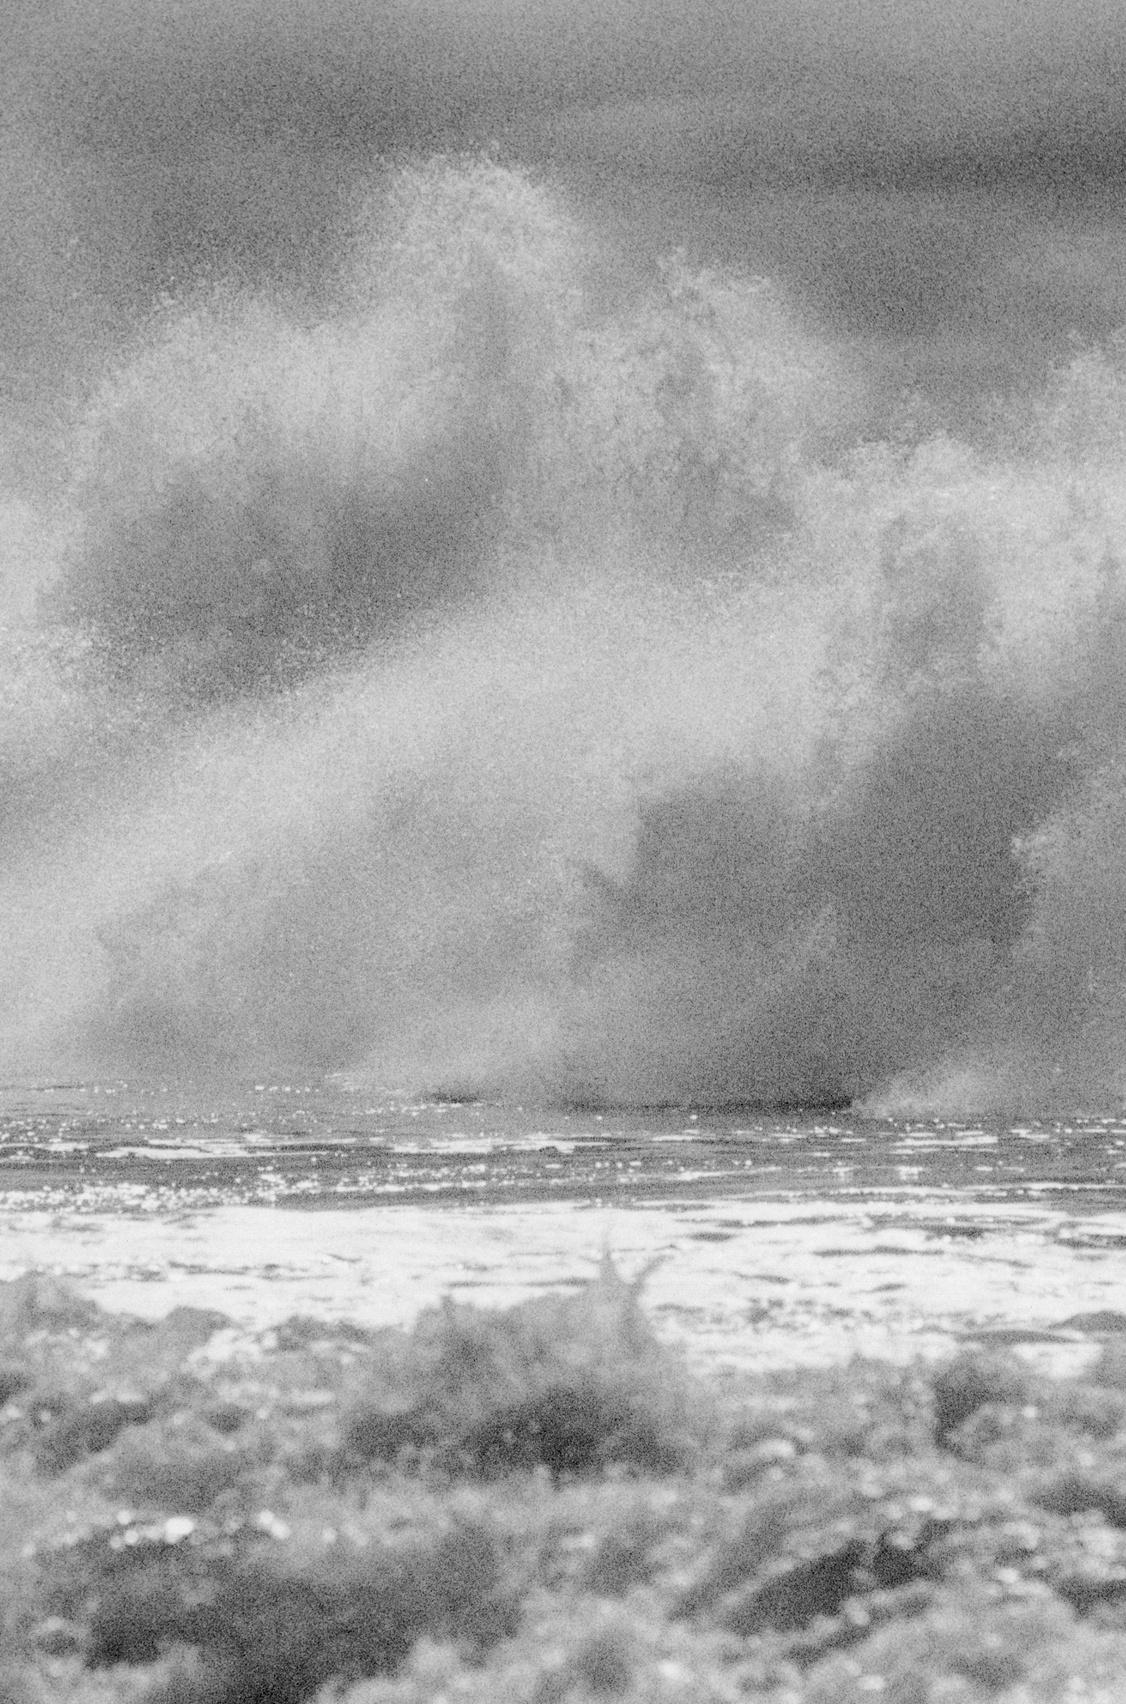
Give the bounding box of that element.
[3,138,1126,1110]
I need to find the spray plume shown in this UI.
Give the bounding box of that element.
[5,2,1126,1112]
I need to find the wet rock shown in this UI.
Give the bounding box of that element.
[158,1307,234,1347]
[0,1274,101,1336]
[722,1437,799,1490]
[0,1363,29,1405]
[931,1351,1030,1445]
[1059,1312,1126,1334]
[35,1391,154,1472]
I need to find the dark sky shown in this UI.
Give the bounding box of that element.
[19,0,1126,164]
[7,0,1126,428]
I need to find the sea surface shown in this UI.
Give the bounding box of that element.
[1,1081,1125,1373]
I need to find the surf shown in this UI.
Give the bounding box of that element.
[2,156,1126,1115]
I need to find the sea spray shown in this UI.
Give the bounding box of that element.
[4,156,1126,1110]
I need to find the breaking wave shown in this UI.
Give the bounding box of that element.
[5,152,1126,1114]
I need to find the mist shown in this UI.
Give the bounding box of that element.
[5,6,1126,1111]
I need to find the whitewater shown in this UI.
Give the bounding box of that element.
[0,1082,1124,1371]
[3,144,1126,1118]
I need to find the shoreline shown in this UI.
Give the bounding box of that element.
[1,1191,1122,1377]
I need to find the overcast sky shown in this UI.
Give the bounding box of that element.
[17,0,1125,170]
[6,0,1126,427]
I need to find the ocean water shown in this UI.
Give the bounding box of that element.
[3,1081,1126,1216]
[1,1081,1124,1370]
